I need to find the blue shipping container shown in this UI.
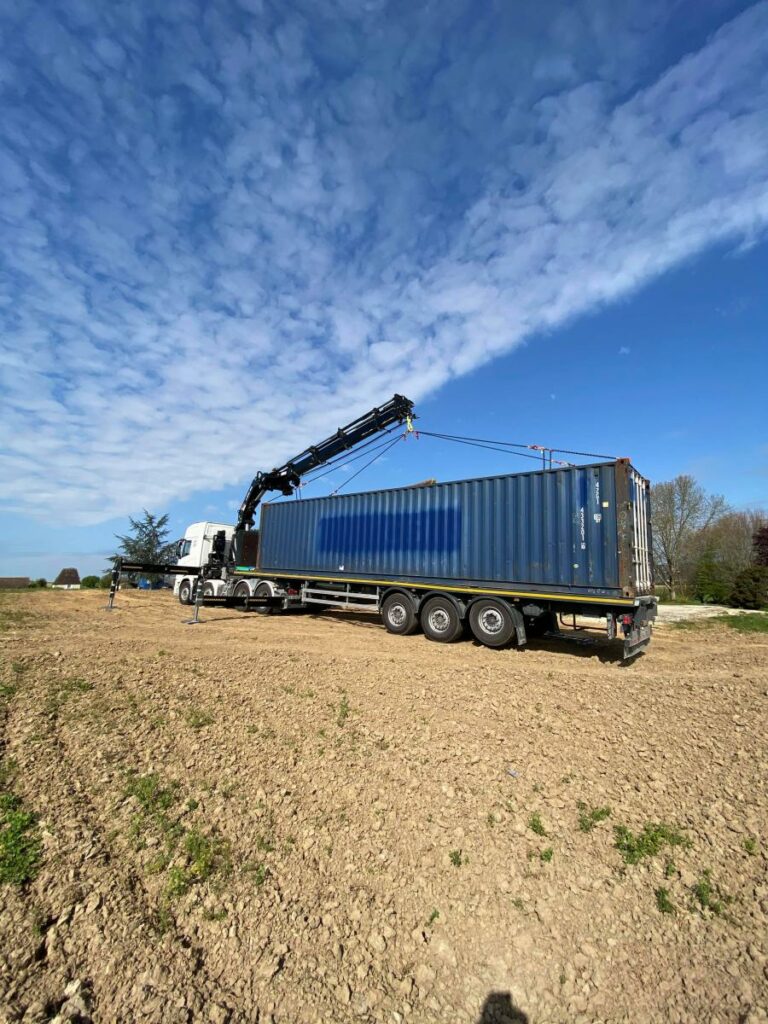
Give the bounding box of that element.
[257,460,653,603]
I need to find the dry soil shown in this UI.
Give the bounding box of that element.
[1,589,767,1024]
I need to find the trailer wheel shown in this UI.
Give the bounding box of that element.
[381,593,419,636]
[233,581,252,610]
[421,596,464,643]
[203,582,216,598]
[253,581,275,615]
[469,599,516,648]
[178,580,193,606]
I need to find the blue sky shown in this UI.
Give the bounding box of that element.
[1,0,767,579]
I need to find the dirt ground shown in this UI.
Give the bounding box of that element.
[1,589,767,1024]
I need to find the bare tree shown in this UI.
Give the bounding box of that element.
[651,475,728,598]
[701,510,767,572]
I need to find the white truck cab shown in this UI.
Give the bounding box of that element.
[173,522,234,601]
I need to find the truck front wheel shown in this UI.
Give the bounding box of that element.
[178,580,193,606]
[421,596,464,643]
[469,599,516,648]
[381,593,419,635]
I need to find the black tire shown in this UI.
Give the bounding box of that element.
[381,592,419,635]
[253,581,275,615]
[420,596,464,643]
[233,580,252,611]
[469,599,517,648]
[178,580,193,606]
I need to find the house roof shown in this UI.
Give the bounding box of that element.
[0,577,31,589]
[54,567,81,586]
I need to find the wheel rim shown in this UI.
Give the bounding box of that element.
[428,608,451,633]
[479,607,504,635]
[388,603,407,626]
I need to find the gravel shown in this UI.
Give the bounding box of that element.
[0,589,766,1023]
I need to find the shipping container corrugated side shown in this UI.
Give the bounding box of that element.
[255,460,653,604]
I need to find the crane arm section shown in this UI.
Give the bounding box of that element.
[235,394,414,531]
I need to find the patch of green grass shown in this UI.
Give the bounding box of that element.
[528,812,547,837]
[713,613,768,634]
[540,847,554,863]
[0,792,42,885]
[673,613,768,634]
[184,828,232,883]
[486,812,496,828]
[691,870,731,916]
[511,897,525,911]
[243,861,269,887]
[46,676,93,715]
[185,707,214,730]
[124,771,179,815]
[0,681,18,704]
[0,606,33,633]
[255,833,275,854]
[157,649,168,657]
[165,865,192,900]
[743,836,758,856]
[614,822,690,865]
[163,829,232,902]
[337,693,350,727]
[202,906,228,921]
[577,802,611,832]
[664,859,677,879]
[154,905,174,935]
[0,759,18,789]
[449,848,465,867]
[655,887,675,915]
[426,908,440,926]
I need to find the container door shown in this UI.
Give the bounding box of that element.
[629,468,653,595]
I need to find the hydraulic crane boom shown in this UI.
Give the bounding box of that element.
[235,394,415,532]
[105,393,415,611]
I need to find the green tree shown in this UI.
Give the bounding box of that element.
[754,524,768,568]
[729,566,768,610]
[110,511,175,583]
[693,551,730,604]
[99,572,113,589]
[81,575,100,589]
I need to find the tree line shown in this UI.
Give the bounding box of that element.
[652,475,767,607]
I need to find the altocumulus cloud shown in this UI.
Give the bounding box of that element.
[1,0,767,523]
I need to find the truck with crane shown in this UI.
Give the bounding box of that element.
[111,394,656,659]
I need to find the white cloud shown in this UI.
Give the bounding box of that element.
[1,1,767,524]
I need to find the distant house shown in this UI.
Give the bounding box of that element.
[0,577,31,589]
[52,568,81,590]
